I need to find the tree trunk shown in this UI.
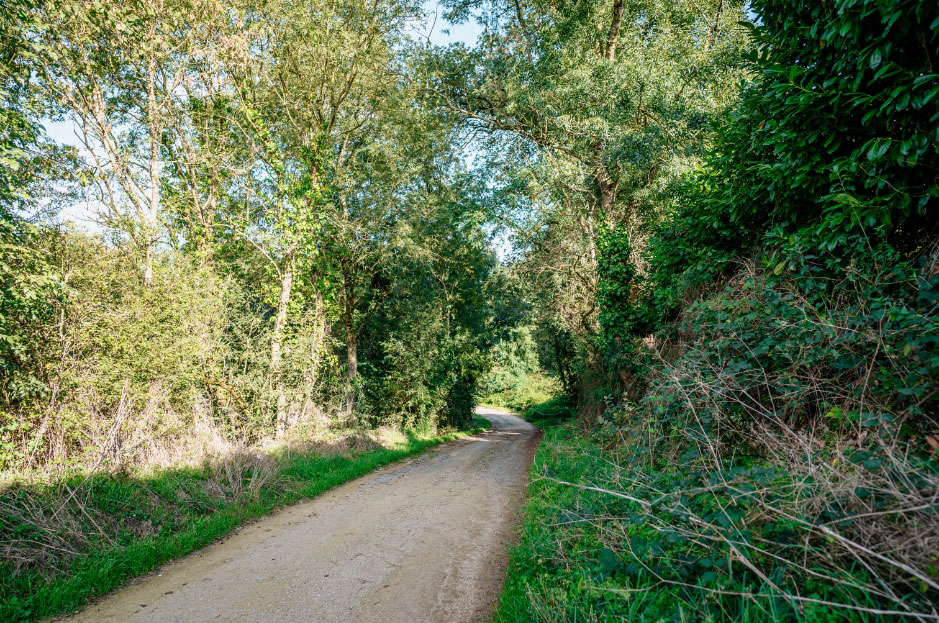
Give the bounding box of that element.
[344,326,357,418]
[144,244,154,286]
[596,165,616,217]
[554,332,569,395]
[604,0,625,62]
[271,266,294,436]
[297,290,327,428]
[341,264,357,419]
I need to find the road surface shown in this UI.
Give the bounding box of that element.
[59,408,540,623]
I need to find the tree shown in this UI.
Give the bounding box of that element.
[207,0,421,430]
[40,0,203,284]
[430,0,748,365]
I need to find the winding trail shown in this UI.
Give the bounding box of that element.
[60,408,540,623]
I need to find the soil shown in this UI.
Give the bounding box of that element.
[58,408,541,623]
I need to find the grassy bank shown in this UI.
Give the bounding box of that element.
[1,418,489,622]
[497,399,907,623]
[498,404,719,622]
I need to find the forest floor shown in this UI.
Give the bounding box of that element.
[54,408,540,623]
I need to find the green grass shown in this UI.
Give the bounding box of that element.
[1,420,489,622]
[497,417,711,622]
[497,398,879,623]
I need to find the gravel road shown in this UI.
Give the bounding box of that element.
[59,408,541,623]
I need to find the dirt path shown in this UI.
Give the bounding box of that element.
[59,408,540,623]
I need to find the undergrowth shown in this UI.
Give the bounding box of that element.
[499,397,935,622]
[479,373,560,413]
[0,419,489,622]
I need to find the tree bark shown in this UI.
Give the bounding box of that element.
[604,0,625,62]
[553,332,569,395]
[596,165,616,217]
[271,265,294,436]
[344,326,357,417]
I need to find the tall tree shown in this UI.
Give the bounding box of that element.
[218,0,421,428]
[42,0,202,284]
[430,0,749,356]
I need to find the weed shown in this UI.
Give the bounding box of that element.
[498,399,929,622]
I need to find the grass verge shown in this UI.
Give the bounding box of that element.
[498,406,697,622]
[1,419,489,622]
[497,398,902,623]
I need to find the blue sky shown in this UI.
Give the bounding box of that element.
[422,1,482,47]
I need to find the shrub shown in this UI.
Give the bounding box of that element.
[637,0,939,331]
[590,247,939,619]
[577,2,939,618]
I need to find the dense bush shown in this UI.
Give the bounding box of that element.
[0,221,60,414]
[478,326,560,411]
[637,0,938,331]
[596,224,637,349]
[0,219,495,470]
[0,230,328,469]
[591,250,939,618]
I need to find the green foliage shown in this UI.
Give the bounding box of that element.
[505,2,939,620]
[677,252,937,433]
[0,232,282,468]
[598,251,939,613]
[0,0,503,472]
[747,0,937,247]
[499,421,783,623]
[480,326,539,394]
[0,222,59,412]
[356,185,496,429]
[501,407,916,623]
[596,225,637,348]
[517,394,575,428]
[478,326,560,412]
[481,372,559,414]
[0,0,47,209]
[638,0,939,327]
[435,0,749,355]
